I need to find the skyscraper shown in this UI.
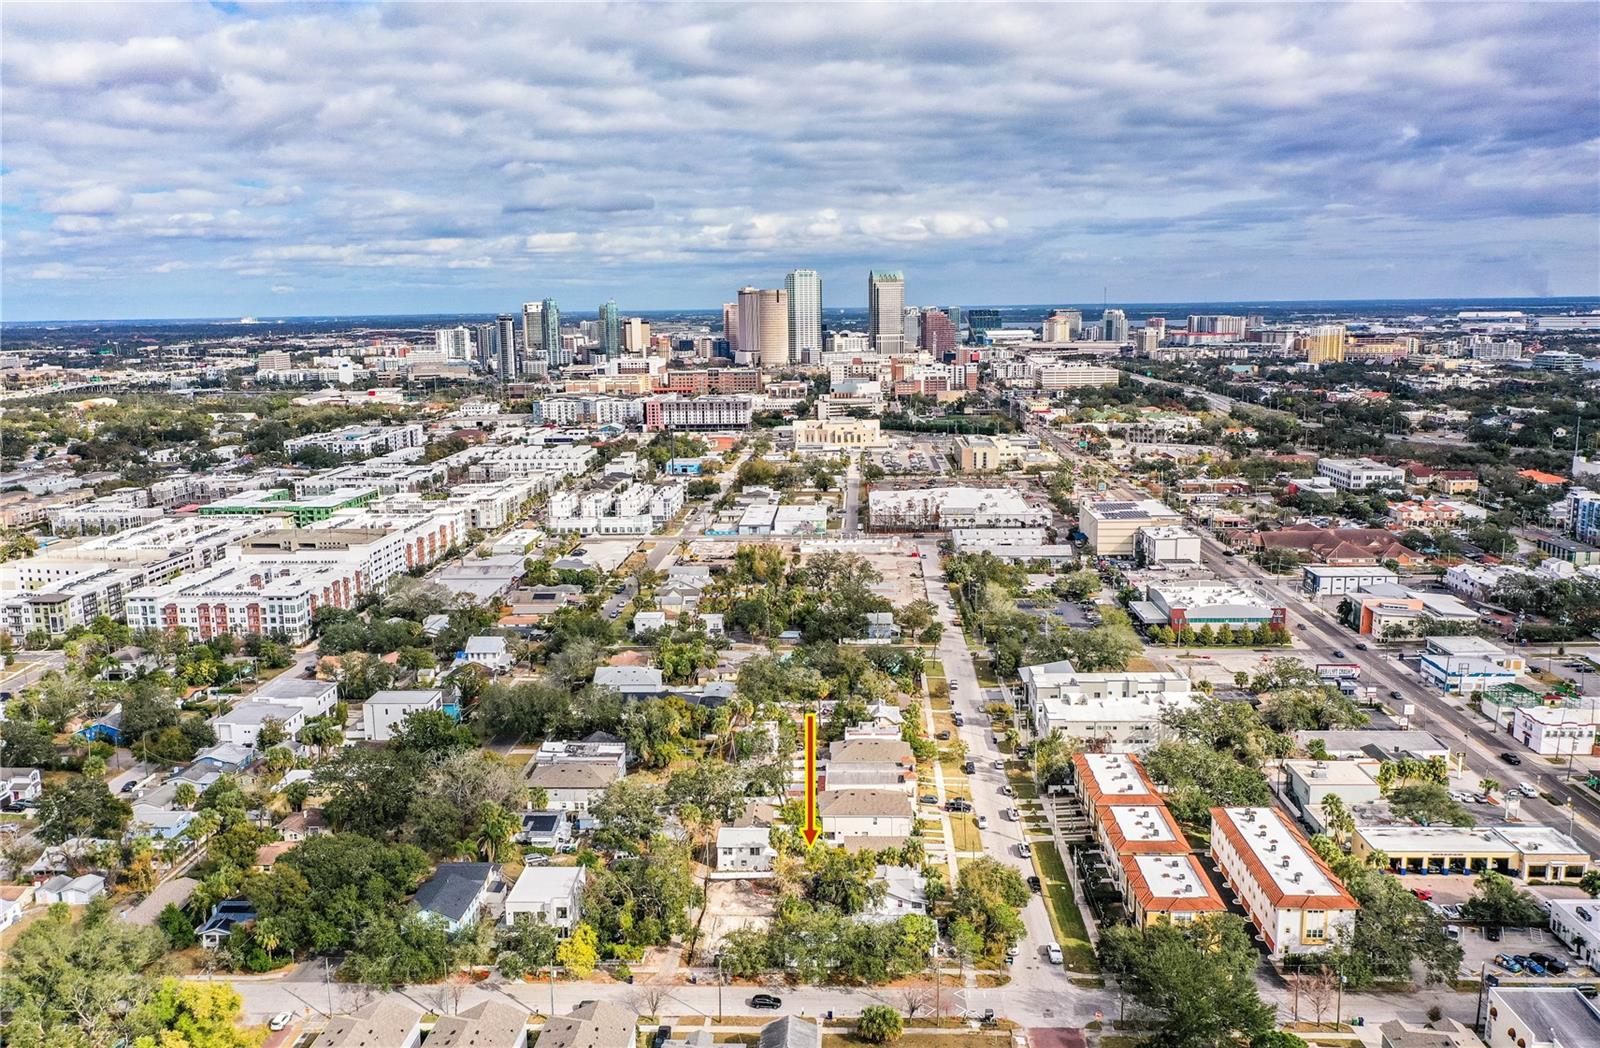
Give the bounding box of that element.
[521,301,544,362]
[757,289,789,369]
[435,326,471,361]
[902,307,922,351]
[1302,324,1347,365]
[1102,309,1128,343]
[495,313,519,382]
[736,287,762,365]
[540,299,563,366]
[722,302,740,354]
[473,322,496,369]
[623,316,649,353]
[1043,309,1082,342]
[868,270,905,354]
[599,300,620,357]
[921,310,956,358]
[784,269,821,364]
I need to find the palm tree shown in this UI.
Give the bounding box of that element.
[1320,795,1353,843]
[1480,777,1500,799]
[475,801,517,863]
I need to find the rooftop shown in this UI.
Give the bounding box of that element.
[1125,853,1227,909]
[1212,806,1358,909]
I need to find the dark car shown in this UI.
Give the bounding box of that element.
[120,781,137,793]
[749,994,782,1010]
[1499,752,1523,766]
[1332,649,1347,658]
[936,730,951,740]
[653,1027,672,1048]
[1027,875,1042,892]
[963,761,976,774]
[1486,925,1503,942]
[1355,642,1368,651]
[919,794,939,806]
[1529,952,1569,974]
[1390,690,1404,701]
[1579,984,1598,999]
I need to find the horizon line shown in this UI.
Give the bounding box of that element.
[5,293,1599,328]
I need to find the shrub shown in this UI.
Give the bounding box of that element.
[857,1006,903,1044]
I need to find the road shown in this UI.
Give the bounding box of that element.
[1026,414,1600,855]
[0,650,67,697]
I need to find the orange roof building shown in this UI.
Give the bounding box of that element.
[1120,853,1227,926]
[1517,469,1569,486]
[1209,807,1359,958]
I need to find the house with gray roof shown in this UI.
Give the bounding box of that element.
[534,1001,637,1048]
[758,1017,820,1048]
[429,1000,530,1048]
[414,862,498,932]
[310,998,424,1048]
[592,665,666,697]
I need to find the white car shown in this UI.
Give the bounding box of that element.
[1518,783,1539,798]
[1045,942,1063,964]
[1017,842,1032,858]
[1006,807,1021,821]
[976,815,989,829]
[268,1013,293,1031]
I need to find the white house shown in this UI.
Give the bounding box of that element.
[455,635,514,674]
[36,873,106,906]
[716,826,775,872]
[363,689,446,742]
[524,763,619,813]
[632,611,667,636]
[817,789,915,845]
[862,864,928,923]
[211,701,306,749]
[504,866,586,934]
[0,885,35,931]
[0,767,43,806]
[414,862,498,933]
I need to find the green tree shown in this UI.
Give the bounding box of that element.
[857,1005,904,1044]
[36,776,133,844]
[1579,870,1600,898]
[495,913,559,978]
[129,978,263,1048]
[340,911,458,987]
[1461,870,1545,927]
[556,922,600,977]
[1388,783,1474,828]
[157,903,198,949]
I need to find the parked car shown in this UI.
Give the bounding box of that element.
[1027,875,1042,892]
[1017,842,1032,858]
[1487,925,1503,942]
[1579,984,1598,999]
[749,994,783,1009]
[1443,904,1464,920]
[1500,752,1524,766]
[998,784,1013,797]
[1006,807,1021,821]
[1520,958,1549,976]
[120,780,138,793]
[1529,951,1569,974]
[1410,887,1433,902]
[269,1014,293,1032]
[1495,953,1523,973]
[1444,924,1460,940]
[977,815,989,829]
[963,760,976,774]
[992,759,1005,770]
[936,731,951,740]
[920,794,939,806]
[1044,942,1063,964]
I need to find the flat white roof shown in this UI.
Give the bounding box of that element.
[1282,759,1380,786]
[1356,824,1590,859]
[1216,807,1345,901]
[1132,854,1212,900]
[1080,753,1156,799]
[1108,804,1180,845]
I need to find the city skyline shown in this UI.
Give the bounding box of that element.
[2,2,1597,322]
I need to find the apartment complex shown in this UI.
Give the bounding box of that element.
[1209,806,1359,958]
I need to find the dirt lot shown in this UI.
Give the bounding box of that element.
[692,877,777,963]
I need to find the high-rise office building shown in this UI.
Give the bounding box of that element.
[902,307,922,351]
[495,313,519,382]
[541,299,563,366]
[1302,324,1347,365]
[736,287,762,366]
[868,270,905,354]
[967,308,1002,341]
[599,300,620,357]
[435,326,472,361]
[1043,309,1082,342]
[473,322,496,369]
[921,310,957,358]
[623,316,649,353]
[785,269,822,364]
[757,289,789,369]
[1102,309,1129,343]
[521,302,544,361]
[722,302,740,354]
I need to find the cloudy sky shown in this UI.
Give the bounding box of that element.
[2,2,1597,321]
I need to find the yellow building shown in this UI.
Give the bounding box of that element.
[1352,824,1589,881]
[1301,324,1347,365]
[792,417,885,449]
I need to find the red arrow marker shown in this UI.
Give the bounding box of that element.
[803,711,820,846]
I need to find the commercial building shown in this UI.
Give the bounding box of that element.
[1133,581,1285,631]
[792,417,886,450]
[1507,705,1599,757]
[1316,457,1405,491]
[1209,806,1359,958]
[1282,759,1382,832]
[868,486,1050,531]
[1565,487,1600,544]
[1418,636,1525,695]
[1019,659,1193,751]
[1076,497,1182,557]
[1136,525,1201,565]
[920,309,956,357]
[198,487,379,527]
[1302,565,1399,597]
[952,434,1053,472]
[867,271,905,354]
[1483,986,1600,1048]
[1033,363,1121,390]
[598,300,620,357]
[1353,824,1589,880]
[785,269,821,363]
[1547,900,1600,972]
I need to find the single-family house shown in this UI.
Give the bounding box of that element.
[633,611,668,636]
[504,866,586,933]
[127,804,196,841]
[310,999,424,1048]
[75,706,124,746]
[534,1002,637,1048]
[817,789,915,847]
[862,864,928,923]
[454,635,515,674]
[428,1001,530,1048]
[700,613,724,637]
[758,1017,821,1048]
[211,701,306,749]
[0,884,35,930]
[36,873,106,906]
[716,825,775,872]
[276,809,329,842]
[824,738,916,793]
[195,898,256,949]
[592,665,667,698]
[0,767,43,806]
[524,762,619,814]
[863,612,901,642]
[362,689,446,742]
[253,842,296,873]
[414,862,498,933]
[123,877,198,928]
[517,810,571,849]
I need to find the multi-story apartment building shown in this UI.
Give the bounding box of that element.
[1209,806,1359,959]
[284,423,424,459]
[1315,457,1405,491]
[643,395,754,431]
[1018,659,1194,750]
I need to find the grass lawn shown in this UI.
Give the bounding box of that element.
[948,813,983,853]
[1032,840,1097,973]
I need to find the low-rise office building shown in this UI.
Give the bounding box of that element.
[1133,581,1285,631]
[1302,565,1399,597]
[1019,659,1193,752]
[1077,497,1182,557]
[1283,759,1383,833]
[1419,636,1526,695]
[1352,824,1589,880]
